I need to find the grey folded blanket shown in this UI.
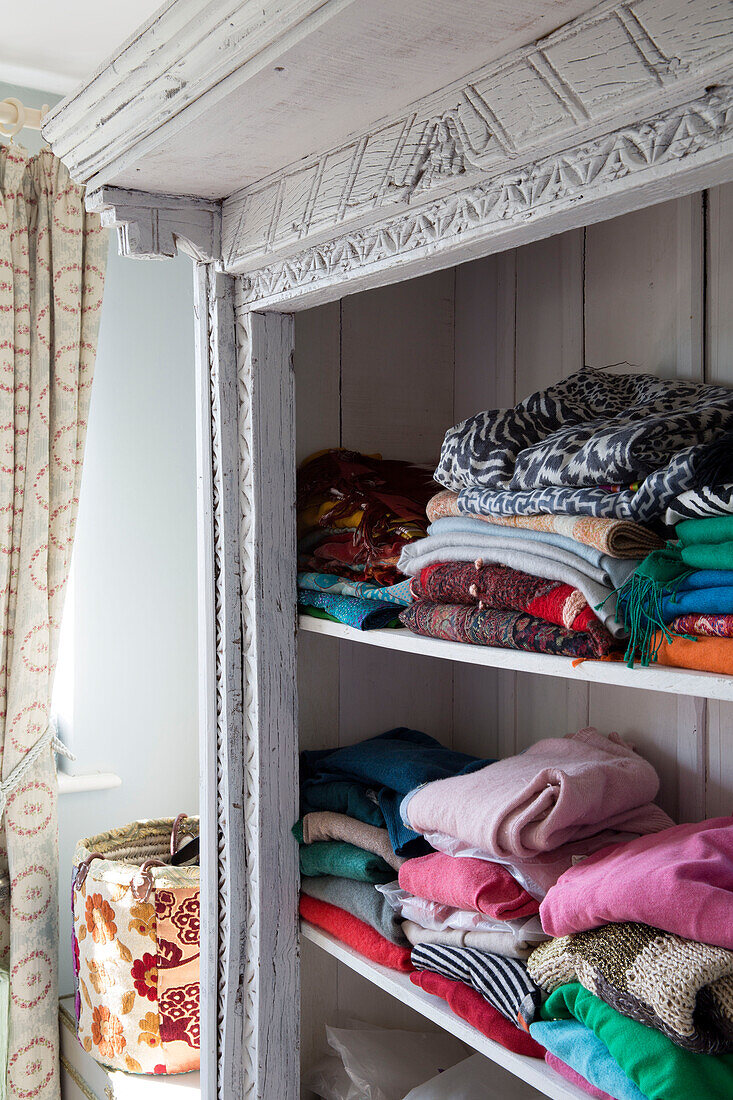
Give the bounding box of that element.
[300,876,407,945]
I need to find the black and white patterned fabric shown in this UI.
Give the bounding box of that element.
[436,367,733,524]
[410,942,542,1030]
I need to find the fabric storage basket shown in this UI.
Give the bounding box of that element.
[71,816,200,1075]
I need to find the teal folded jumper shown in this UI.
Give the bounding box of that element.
[541,983,733,1100]
[292,819,394,884]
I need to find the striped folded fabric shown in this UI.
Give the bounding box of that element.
[410,941,542,1031]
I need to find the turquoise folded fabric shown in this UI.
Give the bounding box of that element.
[298,589,401,629]
[660,572,733,622]
[298,571,412,606]
[530,1018,645,1100]
[541,983,733,1100]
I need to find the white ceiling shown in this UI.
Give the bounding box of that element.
[0,0,164,94]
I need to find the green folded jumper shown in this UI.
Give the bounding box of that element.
[677,515,733,569]
[292,819,394,884]
[541,983,733,1100]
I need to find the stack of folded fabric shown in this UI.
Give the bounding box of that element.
[391,728,673,1065]
[297,449,434,629]
[399,366,733,661]
[377,851,548,1057]
[615,514,733,672]
[296,729,489,971]
[529,818,733,1100]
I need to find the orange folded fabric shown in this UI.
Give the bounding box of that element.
[299,893,413,972]
[653,632,733,675]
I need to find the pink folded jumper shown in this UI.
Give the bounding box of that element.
[545,1054,617,1100]
[540,817,733,949]
[398,853,539,919]
[404,728,672,861]
[426,828,651,899]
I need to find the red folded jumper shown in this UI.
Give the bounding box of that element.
[399,853,539,919]
[409,970,545,1058]
[299,893,412,972]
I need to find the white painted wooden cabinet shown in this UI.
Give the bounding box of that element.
[44,1,733,1097]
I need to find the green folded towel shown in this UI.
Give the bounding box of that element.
[541,983,733,1100]
[292,819,394,884]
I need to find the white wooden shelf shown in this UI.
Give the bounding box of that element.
[298,615,733,702]
[300,920,588,1100]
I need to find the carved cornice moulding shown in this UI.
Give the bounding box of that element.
[222,0,733,273]
[43,0,358,191]
[86,186,222,262]
[236,85,733,307]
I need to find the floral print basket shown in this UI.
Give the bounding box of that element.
[71,817,200,1075]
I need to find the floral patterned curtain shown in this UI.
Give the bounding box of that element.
[0,144,106,1099]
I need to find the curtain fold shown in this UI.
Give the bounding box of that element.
[0,143,106,1099]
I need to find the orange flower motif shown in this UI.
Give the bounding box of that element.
[138,1011,161,1048]
[129,901,156,940]
[91,1005,126,1059]
[85,894,117,945]
[86,958,114,995]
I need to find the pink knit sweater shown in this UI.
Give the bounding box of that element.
[403,728,672,859]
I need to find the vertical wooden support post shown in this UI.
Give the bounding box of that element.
[195,265,253,1098]
[236,306,299,1100]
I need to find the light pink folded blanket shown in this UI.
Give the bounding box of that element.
[403,728,672,860]
[540,817,733,949]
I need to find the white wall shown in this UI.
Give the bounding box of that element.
[1,80,200,996]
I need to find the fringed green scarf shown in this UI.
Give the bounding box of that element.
[612,546,691,668]
[612,515,733,667]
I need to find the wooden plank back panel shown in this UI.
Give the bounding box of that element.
[340,271,455,465]
[584,194,706,825]
[454,254,518,762]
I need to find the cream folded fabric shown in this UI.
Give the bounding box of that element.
[401,919,544,960]
[302,810,405,872]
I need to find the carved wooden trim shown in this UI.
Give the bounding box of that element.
[194,265,246,1097]
[236,305,300,1100]
[192,264,219,1100]
[234,85,733,306]
[222,0,733,272]
[42,0,358,192]
[86,186,222,262]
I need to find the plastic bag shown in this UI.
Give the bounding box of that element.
[403,1054,545,1099]
[307,1022,469,1100]
[303,1054,367,1100]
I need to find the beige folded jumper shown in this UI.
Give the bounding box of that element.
[302,811,405,872]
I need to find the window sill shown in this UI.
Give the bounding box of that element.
[58,772,122,795]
